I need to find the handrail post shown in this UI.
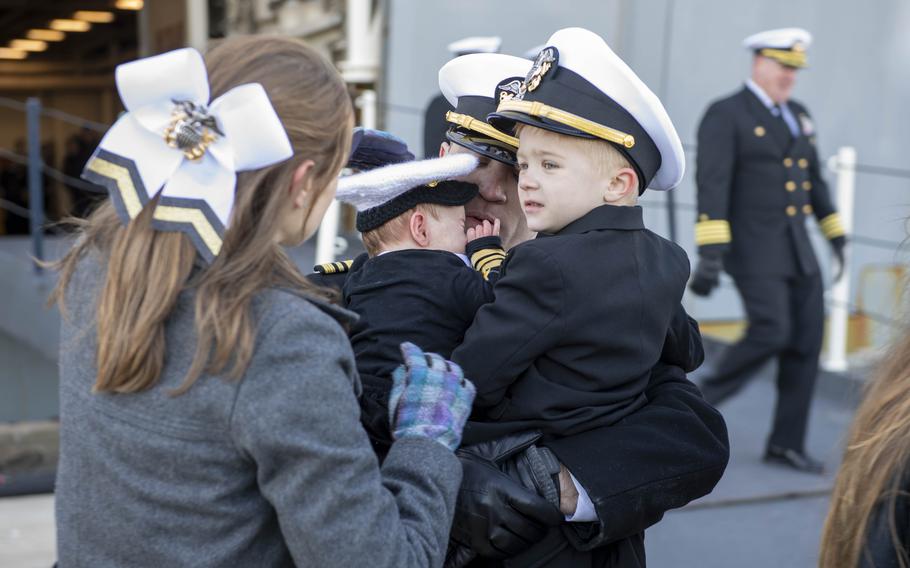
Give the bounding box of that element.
[313,90,377,266]
[26,97,44,273]
[313,0,382,266]
[823,146,856,372]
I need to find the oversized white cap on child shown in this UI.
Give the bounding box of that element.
[488,27,685,192]
[336,153,481,232]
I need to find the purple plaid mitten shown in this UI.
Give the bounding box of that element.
[388,342,476,452]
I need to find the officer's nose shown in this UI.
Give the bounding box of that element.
[480,181,507,202]
[478,165,510,203]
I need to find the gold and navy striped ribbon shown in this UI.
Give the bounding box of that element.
[819,213,846,239]
[471,248,506,281]
[314,259,354,274]
[84,150,226,262]
[695,219,732,246]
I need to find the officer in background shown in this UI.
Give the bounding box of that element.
[690,28,847,474]
[422,36,501,158]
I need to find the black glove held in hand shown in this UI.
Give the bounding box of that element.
[689,253,724,297]
[830,236,847,283]
[451,432,563,560]
[504,445,562,510]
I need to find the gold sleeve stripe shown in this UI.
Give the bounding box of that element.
[476,264,500,281]
[474,251,505,262]
[474,251,506,264]
[476,257,504,272]
[314,259,354,274]
[820,213,846,239]
[470,248,505,281]
[470,249,505,266]
[695,220,732,246]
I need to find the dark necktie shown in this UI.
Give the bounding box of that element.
[774,104,794,137]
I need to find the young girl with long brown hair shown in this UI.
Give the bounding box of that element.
[821,331,910,567]
[51,35,474,567]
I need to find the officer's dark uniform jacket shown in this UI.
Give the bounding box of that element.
[309,251,726,568]
[452,205,691,444]
[695,86,845,270]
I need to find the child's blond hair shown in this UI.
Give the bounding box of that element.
[361,203,442,256]
[515,123,632,179]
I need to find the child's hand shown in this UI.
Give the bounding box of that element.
[466,218,500,242]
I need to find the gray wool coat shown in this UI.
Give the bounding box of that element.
[55,252,461,567]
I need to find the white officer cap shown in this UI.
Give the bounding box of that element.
[489,27,685,192]
[743,28,812,68]
[438,53,532,164]
[447,36,502,56]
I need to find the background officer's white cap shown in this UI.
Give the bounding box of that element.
[489,27,684,192]
[438,53,531,164]
[743,28,812,68]
[447,36,502,56]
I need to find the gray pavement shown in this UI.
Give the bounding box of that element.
[0,494,55,568]
[647,351,859,567]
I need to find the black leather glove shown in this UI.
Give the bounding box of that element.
[504,444,562,510]
[450,431,564,560]
[689,252,724,297]
[830,236,846,283]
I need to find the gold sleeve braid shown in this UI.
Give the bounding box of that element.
[695,219,732,246]
[470,248,506,281]
[819,213,846,239]
[313,259,354,274]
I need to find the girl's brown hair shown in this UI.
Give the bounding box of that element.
[50,35,353,395]
[820,330,910,567]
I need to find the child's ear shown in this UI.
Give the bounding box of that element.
[289,159,316,209]
[409,211,431,247]
[439,142,450,158]
[604,167,639,203]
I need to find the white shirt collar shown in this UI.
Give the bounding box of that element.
[745,78,778,111]
[377,248,471,266]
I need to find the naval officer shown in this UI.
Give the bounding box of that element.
[690,28,847,474]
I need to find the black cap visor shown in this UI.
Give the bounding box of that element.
[446,128,517,166]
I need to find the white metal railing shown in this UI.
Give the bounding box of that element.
[822,147,856,372]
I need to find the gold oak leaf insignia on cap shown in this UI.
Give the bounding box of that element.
[497,78,523,102]
[521,46,558,96]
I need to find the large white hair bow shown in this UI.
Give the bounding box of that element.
[82,47,293,261]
